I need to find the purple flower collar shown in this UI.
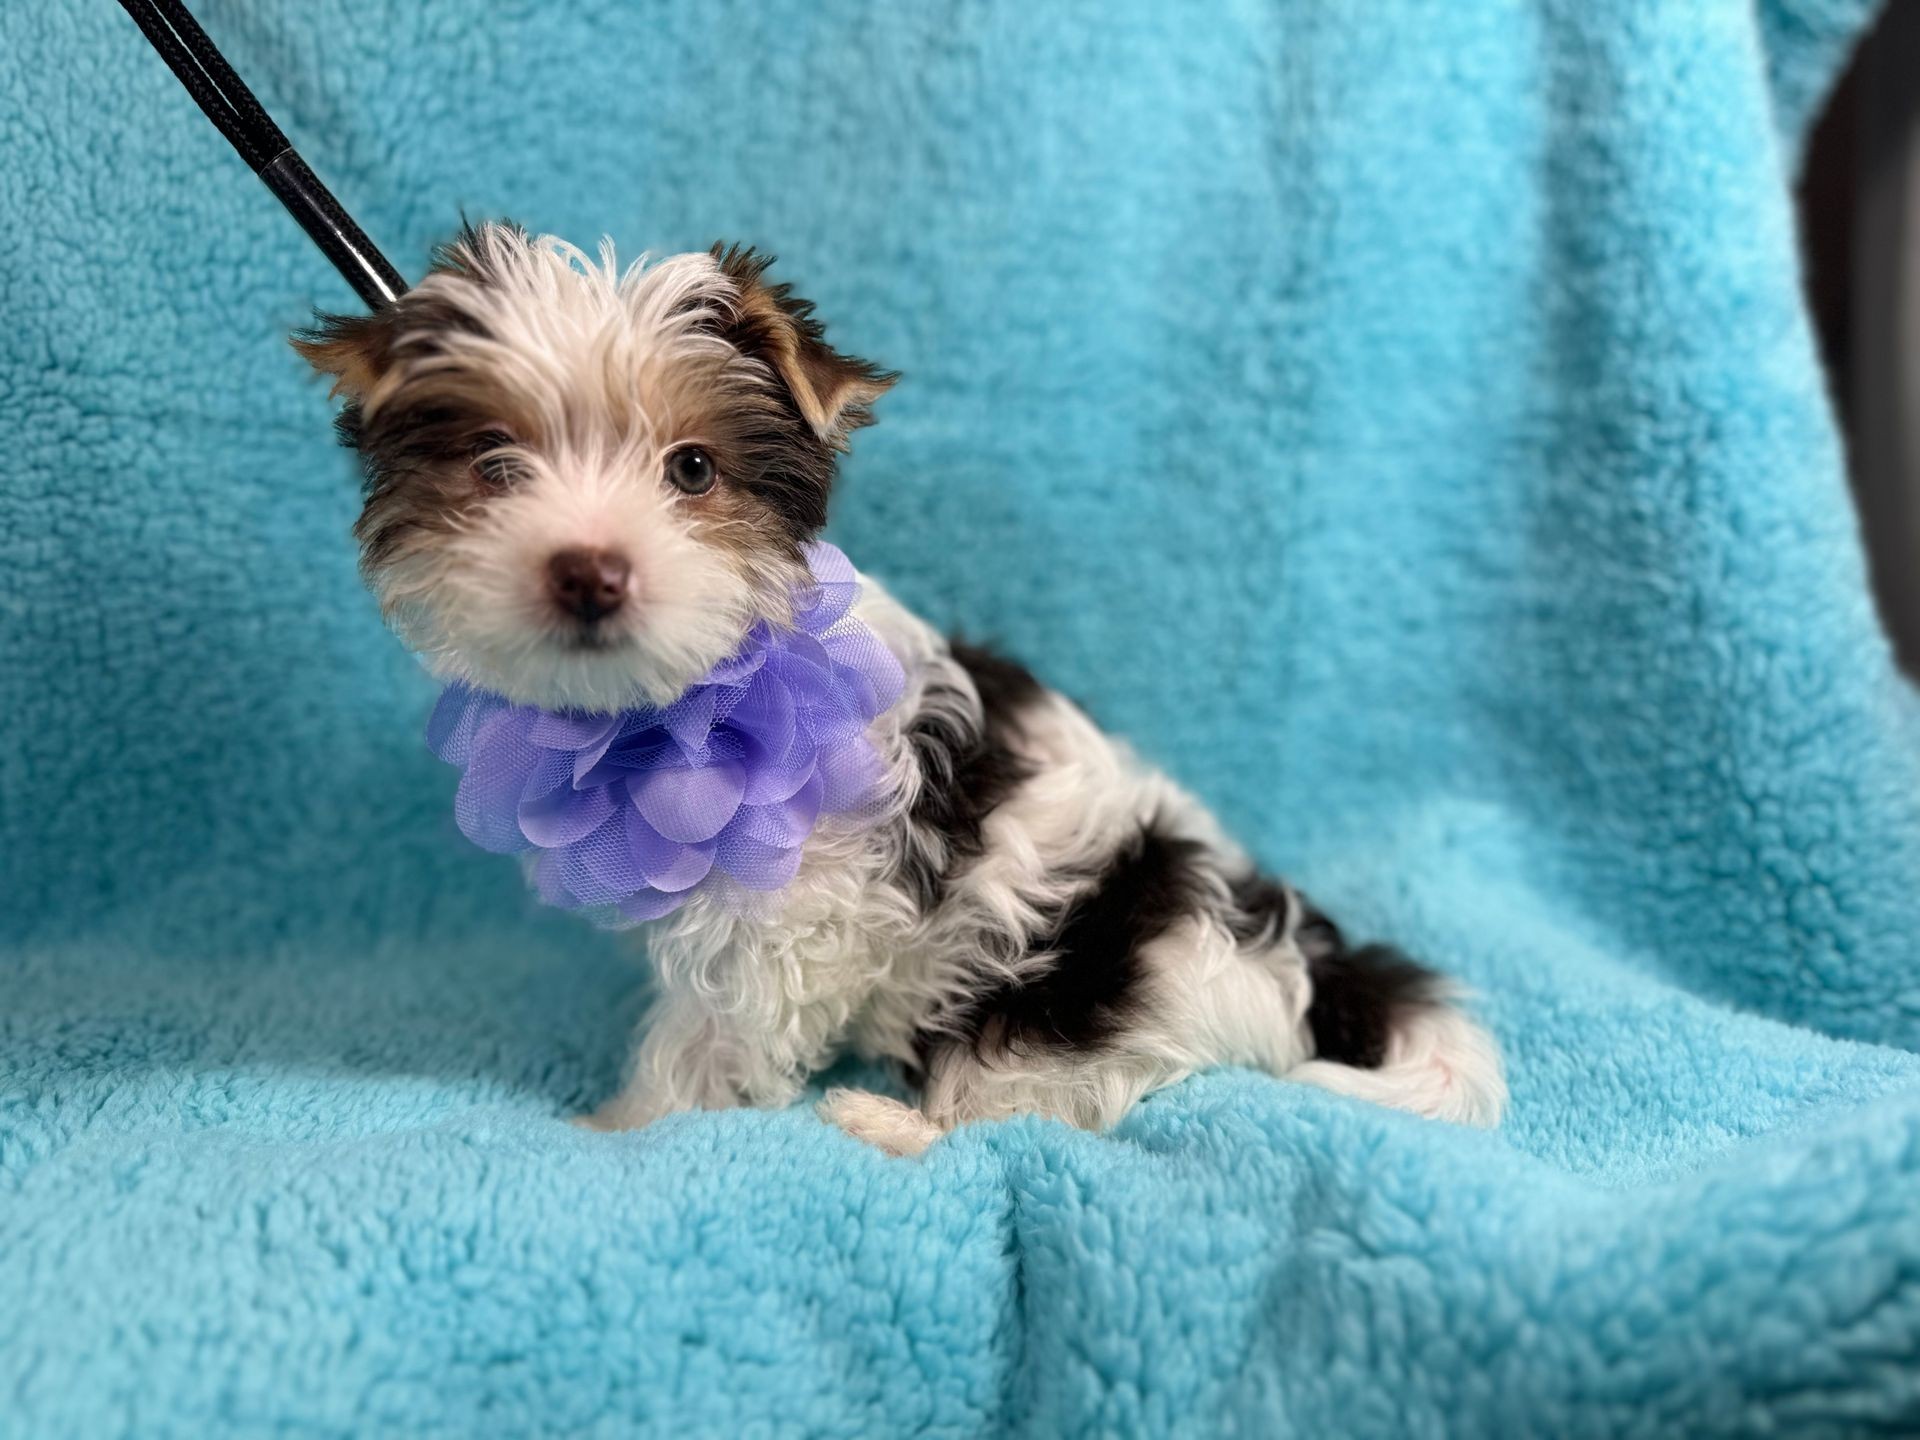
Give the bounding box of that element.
[427,542,905,925]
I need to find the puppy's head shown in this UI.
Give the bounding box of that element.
[295,222,893,710]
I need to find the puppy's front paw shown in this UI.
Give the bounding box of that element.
[817,1088,944,1158]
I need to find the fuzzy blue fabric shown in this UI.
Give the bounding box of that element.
[4,1,1916,1433]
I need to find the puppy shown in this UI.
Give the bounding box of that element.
[296,222,1504,1155]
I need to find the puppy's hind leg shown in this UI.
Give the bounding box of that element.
[825,1023,1186,1158]
[822,914,1282,1156]
[817,1088,947,1158]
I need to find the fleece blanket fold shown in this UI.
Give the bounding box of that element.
[4,0,1918,1434]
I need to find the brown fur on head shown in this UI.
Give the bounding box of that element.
[710,244,895,448]
[294,221,894,712]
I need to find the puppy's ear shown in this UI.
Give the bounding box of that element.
[712,245,896,449]
[290,219,525,401]
[291,310,394,402]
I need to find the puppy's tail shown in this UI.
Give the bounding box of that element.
[1285,919,1506,1128]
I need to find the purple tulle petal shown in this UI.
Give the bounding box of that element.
[454,710,541,853]
[739,739,817,806]
[627,760,746,845]
[794,699,868,747]
[816,739,886,812]
[568,721,629,791]
[626,810,717,892]
[428,683,514,768]
[823,629,906,714]
[572,734,619,786]
[795,579,859,630]
[619,887,689,922]
[791,545,860,629]
[725,769,825,847]
[802,541,856,587]
[714,832,807,892]
[705,684,750,729]
[704,626,772,684]
[430,542,902,921]
[828,669,879,720]
[426,682,477,760]
[528,710,621,751]
[574,734,676,790]
[663,687,719,762]
[519,780,617,847]
[519,745,576,804]
[778,631,834,679]
[795,545,860,629]
[727,673,798,754]
[560,814,644,906]
[703,729,748,765]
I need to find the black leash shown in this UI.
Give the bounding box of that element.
[115,0,407,310]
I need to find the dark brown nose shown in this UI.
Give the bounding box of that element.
[546,548,630,623]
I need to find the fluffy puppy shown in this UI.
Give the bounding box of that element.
[296,222,1505,1155]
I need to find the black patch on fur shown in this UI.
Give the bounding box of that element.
[955,641,1046,727]
[895,641,1044,909]
[939,826,1212,1056]
[708,245,894,550]
[715,378,838,550]
[343,392,505,565]
[1292,903,1440,1069]
[298,221,532,565]
[1226,873,1441,1069]
[1224,871,1294,944]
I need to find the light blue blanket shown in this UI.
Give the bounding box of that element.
[5,1,1918,1434]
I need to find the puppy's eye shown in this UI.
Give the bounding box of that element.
[469,430,519,488]
[664,446,718,496]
